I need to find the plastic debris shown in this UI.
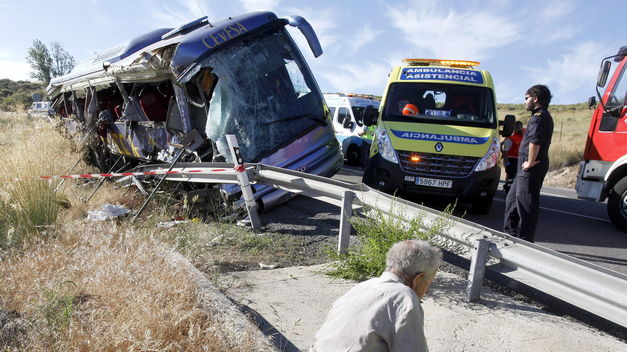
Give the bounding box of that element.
[87,204,130,221]
[259,263,279,270]
[156,220,187,229]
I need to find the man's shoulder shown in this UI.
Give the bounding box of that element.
[533,109,553,119]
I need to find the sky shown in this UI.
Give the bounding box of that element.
[0,0,625,104]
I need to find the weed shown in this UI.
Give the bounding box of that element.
[34,283,77,333]
[326,204,453,281]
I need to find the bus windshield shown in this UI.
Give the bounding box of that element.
[182,27,325,163]
[382,83,496,129]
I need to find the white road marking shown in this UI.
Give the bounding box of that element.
[494,197,610,222]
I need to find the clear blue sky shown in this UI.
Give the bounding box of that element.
[0,0,625,104]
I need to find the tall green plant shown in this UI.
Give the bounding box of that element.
[0,178,59,248]
[327,204,453,281]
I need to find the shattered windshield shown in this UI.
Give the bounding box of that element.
[383,83,496,128]
[183,27,325,162]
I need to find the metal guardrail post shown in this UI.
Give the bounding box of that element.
[226,135,261,231]
[338,191,354,254]
[467,238,490,302]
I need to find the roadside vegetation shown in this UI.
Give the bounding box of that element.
[326,205,453,281]
[0,79,45,112]
[0,112,261,350]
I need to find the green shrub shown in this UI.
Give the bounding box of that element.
[326,204,453,281]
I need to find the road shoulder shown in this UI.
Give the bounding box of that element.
[222,264,625,351]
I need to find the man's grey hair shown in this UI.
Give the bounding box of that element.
[385,240,442,278]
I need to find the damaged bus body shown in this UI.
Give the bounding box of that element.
[47,12,343,211]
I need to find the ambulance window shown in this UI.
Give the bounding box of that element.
[338,107,350,124]
[329,106,336,119]
[351,106,365,126]
[423,91,446,109]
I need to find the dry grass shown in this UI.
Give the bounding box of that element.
[0,221,259,351]
[152,221,332,276]
[0,112,265,351]
[497,103,591,187]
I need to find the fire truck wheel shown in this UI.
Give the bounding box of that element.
[608,177,627,233]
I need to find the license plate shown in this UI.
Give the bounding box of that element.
[415,177,452,188]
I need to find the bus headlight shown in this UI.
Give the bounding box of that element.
[475,137,500,171]
[376,127,398,164]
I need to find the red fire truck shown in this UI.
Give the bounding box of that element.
[577,46,627,232]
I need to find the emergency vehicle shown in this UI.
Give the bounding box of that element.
[362,59,513,214]
[324,93,379,166]
[577,46,627,232]
[27,101,54,117]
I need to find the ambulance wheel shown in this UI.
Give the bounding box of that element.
[607,177,627,233]
[346,145,360,166]
[472,196,493,215]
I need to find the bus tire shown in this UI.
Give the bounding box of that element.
[607,177,627,233]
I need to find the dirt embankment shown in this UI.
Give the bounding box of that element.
[544,165,579,189]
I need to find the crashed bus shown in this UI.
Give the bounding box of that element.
[46,11,343,211]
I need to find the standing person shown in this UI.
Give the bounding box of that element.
[502,121,525,194]
[311,240,441,352]
[503,85,554,242]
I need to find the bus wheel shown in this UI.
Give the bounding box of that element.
[608,177,627,233]
[346,145,360,166]
[472,196,493,215]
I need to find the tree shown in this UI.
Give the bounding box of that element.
[50,42,75,78]
[26,39,52,84]
[26,40,75,85]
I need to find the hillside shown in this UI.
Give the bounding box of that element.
[0,79,45,112]
[498,103,592,188]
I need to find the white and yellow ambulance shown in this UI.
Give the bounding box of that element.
[362,59,510,214]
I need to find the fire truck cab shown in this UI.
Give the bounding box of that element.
[577,46,627,232]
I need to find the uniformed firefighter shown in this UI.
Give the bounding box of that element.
[503,85,554,242]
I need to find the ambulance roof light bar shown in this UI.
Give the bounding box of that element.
[403,58,480,68]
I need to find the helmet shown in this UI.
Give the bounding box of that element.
[402,103,419,116]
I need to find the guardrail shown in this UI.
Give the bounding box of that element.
[143,161,627,329]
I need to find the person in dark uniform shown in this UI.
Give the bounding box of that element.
[503,85,554,242]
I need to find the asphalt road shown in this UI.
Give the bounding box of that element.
[328,165,627,275]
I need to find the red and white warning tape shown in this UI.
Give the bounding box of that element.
[39,168,229,180]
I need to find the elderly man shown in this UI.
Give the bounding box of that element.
[311,240,441,352]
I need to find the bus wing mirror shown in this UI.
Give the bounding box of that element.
[363,105,378,126]
[284,16,323,58]
[342,118,353,129]
[500,114,516,137]
[597,60,611,88]
[588,96,597,109]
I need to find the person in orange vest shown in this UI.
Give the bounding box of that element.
[502,121,524,194]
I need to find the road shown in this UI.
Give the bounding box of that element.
[325,166,627,275]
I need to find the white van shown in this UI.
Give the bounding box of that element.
[27,101,54,117]
[324,93,380,165]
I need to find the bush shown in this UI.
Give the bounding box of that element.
[326,205,453,281]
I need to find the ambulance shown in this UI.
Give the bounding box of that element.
[324,93,380,166]
[362,59,512,214]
